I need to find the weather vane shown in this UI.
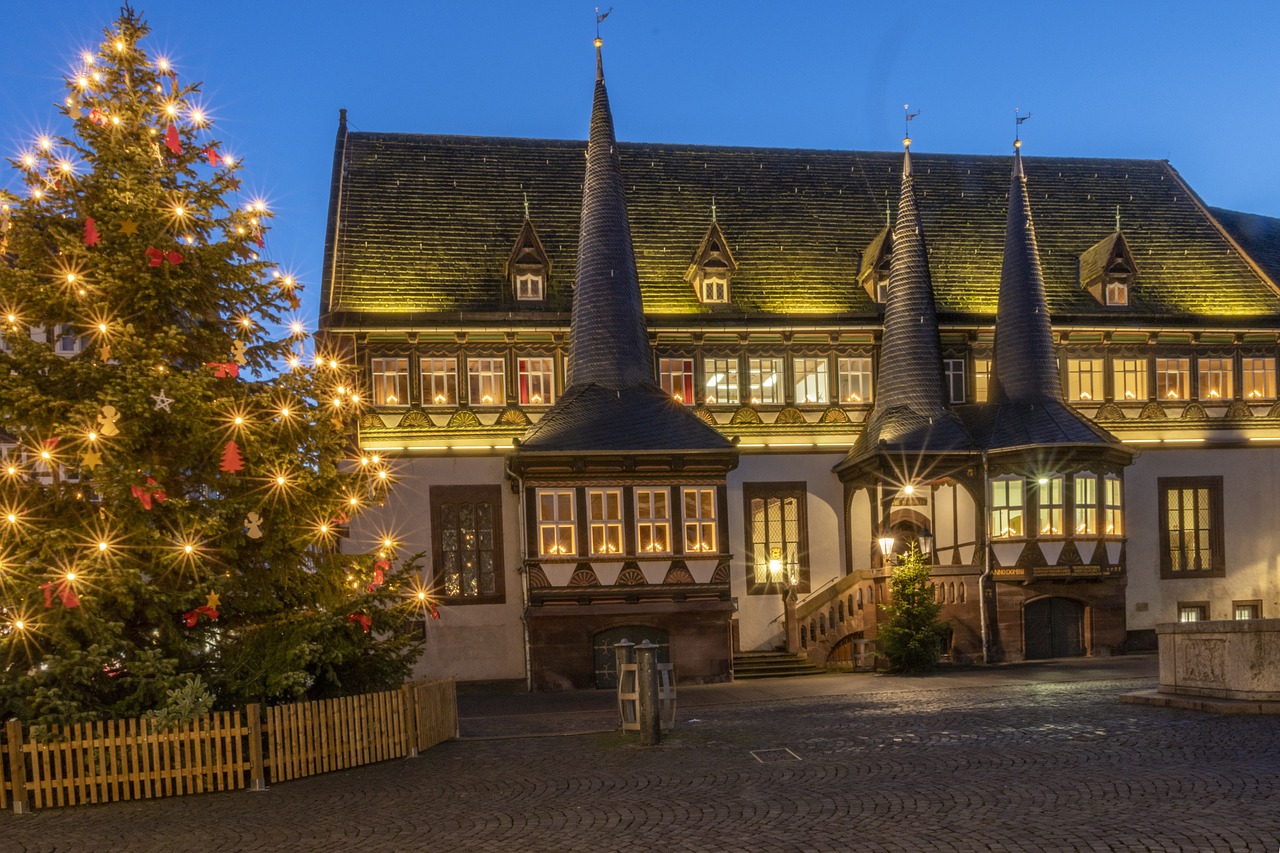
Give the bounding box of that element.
[903,104,920,143]
[1015,107,1032,144]
[595,6,612,40]
[710,196,717,222]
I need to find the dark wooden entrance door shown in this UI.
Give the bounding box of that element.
[592,626,670,689]
[1024,597,1085,659]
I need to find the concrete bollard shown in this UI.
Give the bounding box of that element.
[635,640,661,746]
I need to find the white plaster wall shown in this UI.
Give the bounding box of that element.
[1125,447,1280,630]
[728,453,846,651]
[347,454,527,684]
[849,489,874,570]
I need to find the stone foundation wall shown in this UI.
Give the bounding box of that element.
[1157,618,1280,701]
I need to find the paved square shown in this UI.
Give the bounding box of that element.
[5,661,1279,852]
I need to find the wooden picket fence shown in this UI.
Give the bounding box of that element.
[0,677,456,812]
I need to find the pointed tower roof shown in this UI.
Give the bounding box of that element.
[874,142,948,418]
[839,141,974,472]
[519,40,731,457]
[990,142,1063,403]
[566,39,652,390]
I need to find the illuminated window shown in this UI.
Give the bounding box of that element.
[681,487,717,554]
[431,485,503,601]
[990,479,1024,539]
[1159,477,1223,577]
[1242,357,1277,400]
[635,488,671,554]
[421,357,458,406]
[973,358,991,402]
[370,357,409,407]
[467,357,506,406]
[944,359,966,404]
[792,358,829,405]
[1178,603,1208,622]
[587,488,623,556]
[837,357,873,404]
[745,482,808,593]
[1104,476,1123,536]
[1198,357,1233,401]
[1155,358,1190,401]
[1037,476,1064,536]
[659,358,695,404]
[1074,474,1098,535]
[1067,358,1104,402]
[1234,601,1261,620]
[1111,358,1148,402]
[748,357,784,405]
[702,357,739,406]
[517,357,555,406]
[536,488,576,557]
[515,272,543,301]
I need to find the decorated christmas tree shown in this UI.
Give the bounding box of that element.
[0,8,426,725]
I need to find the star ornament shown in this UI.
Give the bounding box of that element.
[205,591,221,610]
[151,389,173,412]
[118,220,139,236]
[81,448,103,470]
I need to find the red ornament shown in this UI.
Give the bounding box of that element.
[84,217,100,247]
[366,560,389,593]
[146,247,184,267]
[43,436,60,450]
[131,477,167,510]
[430,604,441,620]
[220,440,245,473]
[164,123,182,155]
[41,579,81,609]
[204,147,219,167]
[348,612,372,634]
[205,361,240,379]
[181,604,219,628]
[88,109,108,126]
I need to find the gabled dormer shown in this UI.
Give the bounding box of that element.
[506,215,552,304]
[859,224,893,303]
[684,217,736,305]
[1080,230,1138,307]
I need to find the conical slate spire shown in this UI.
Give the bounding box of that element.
[990,143,1063,402]
[874,141,947,418]
[567,41,652,390]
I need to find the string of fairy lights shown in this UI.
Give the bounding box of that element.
[0,21,440,645]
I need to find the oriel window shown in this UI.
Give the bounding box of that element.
[635,488,671,554]
[1104,476,1124,537]
[587,488,623,556]
[990,479,1024,539]
[1074,474,1098,535]
[1037,476,1064,536]
[681,487,717,554]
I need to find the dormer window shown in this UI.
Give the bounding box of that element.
[859,224,892,304]
[515,272,544,301]
[1080,230,1138,307]
[506,213,551,305]
[686,218,737,305]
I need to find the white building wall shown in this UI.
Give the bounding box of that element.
[1125,447,1280,630]
[347,455,527,684]
[728,452,846,651]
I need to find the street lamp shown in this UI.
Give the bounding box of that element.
[878,535,896,560]
[917,530,934,562]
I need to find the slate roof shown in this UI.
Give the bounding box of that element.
[1210,207,1280,288]
[953,398,1129,456]
[566,46,651,390]
[517,382,735,453]
[321,136,1280,324]
[1078,231,1137,289]
[991,147,1064,403]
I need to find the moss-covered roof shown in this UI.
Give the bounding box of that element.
[323,134,1280,323]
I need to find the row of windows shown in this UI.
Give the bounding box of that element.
[989,474,1123,539]
[367,350,1279,409]
[1178,601,1262,621]
[534,487,719,558]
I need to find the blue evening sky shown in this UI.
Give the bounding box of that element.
[4,1,1278,326]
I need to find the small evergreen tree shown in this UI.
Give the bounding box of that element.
[0,9,426,726]
[877,543,949,673]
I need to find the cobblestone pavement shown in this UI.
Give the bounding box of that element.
[6,661,1279,852]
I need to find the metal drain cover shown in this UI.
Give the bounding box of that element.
[750,748,802,763]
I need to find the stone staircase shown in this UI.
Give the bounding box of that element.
[732,650,827,680]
